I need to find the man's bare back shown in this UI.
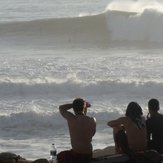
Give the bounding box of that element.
[67,114,96,153]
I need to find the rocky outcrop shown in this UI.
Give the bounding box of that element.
[0,152,49,163]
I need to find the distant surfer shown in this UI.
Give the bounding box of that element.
[107,102,147,157]
[57,98,96,163]
[146,98,163,153]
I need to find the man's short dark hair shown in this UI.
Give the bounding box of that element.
[148,98,159,111]
[72,98,85,112]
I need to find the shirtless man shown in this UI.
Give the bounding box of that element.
[146,98,163,153]
[107,102,147,156]
[57,98,96,163]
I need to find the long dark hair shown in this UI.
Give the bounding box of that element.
[126,102,145,129]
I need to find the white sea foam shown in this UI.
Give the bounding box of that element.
[106,0,163,13]
[105,9,163,43]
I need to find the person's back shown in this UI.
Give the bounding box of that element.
[146,99,163,153]
[147,114,163,149]
[108,102,147,155]
[68,112,96,153]
[121,116,147,151]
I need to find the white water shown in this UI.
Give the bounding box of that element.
[0,0,163,160]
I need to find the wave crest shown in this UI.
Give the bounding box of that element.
[1,79,163,98]
[1,8,163,48]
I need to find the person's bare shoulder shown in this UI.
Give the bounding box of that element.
[86,116,96,123]
[91,116,96,122]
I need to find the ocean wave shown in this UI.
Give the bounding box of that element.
[105,9,163,43]
[0,9,163,48]
[0,111,66,139]
[1,79,163,98]
[0,13,109,48]
[0,109,119,138]
[0,111,62,129]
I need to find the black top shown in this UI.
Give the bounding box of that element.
[146,113,163,152]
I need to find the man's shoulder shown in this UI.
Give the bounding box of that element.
[151,113,163,119]
[147,113,163,124]
[157,113,163,117]
[86,115,95,120]
[85,115,96,123]
[91,116,96,122]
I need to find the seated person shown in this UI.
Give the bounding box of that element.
[57,98,96,163]
[107,102,147,157]
[146,98,163,153]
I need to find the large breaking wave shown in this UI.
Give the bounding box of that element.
[0,8,163,48]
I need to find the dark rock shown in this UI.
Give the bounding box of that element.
[32,159,49,163]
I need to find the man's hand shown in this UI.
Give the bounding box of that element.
[84,101,91,115]
[86,101,91,108]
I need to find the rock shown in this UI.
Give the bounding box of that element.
[0,152,49,163]
[32,159,49,163]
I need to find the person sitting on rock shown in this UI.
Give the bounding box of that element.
[146,98,163,153]
[57,98,96,163]
[107,102,147,157]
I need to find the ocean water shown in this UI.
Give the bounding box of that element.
[1,0,163,160]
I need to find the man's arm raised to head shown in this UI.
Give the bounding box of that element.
[59,103,75,119]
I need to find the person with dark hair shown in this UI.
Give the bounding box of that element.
[146,98,163,153]
[57,98,96,163]
[107,102,147,156]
